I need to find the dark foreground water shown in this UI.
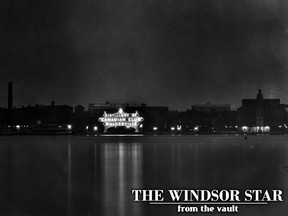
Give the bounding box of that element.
[0,135,287,216]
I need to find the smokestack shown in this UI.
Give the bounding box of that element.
[8,82,12,110]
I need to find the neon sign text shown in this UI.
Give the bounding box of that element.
[98,108,144,132]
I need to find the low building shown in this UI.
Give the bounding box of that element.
[192,102,230,113]
[88,102,129,115]
[188,103,233,133]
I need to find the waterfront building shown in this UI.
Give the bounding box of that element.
[187,103,233,133]
[191,102,230,113]
[88,102,129,115]
[237,89,287,133]
[127,104,169,132]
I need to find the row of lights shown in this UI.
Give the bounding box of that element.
[12,124,98,131]
[11,124,73,130]
[242,126,270,132]
[86,126,98,131]
[8,125,30,128]
[154,125,183,131]
[8,124,288,132]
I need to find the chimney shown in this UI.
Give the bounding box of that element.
[8,82,12,110]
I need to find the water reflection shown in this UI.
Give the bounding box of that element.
[67,142,72,216]
[0,136,287,216]
[102,143,142,216]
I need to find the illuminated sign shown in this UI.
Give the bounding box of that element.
[98,108,144,132]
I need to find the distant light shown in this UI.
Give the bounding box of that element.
[171,127,175,131]
[278,125,282,128]
[140,124,143,128]
[16,125,20,129]
[153,127,158,131]
[119,108,123,114]
[67,125,72,130]
[264,126,270,132]
[86,126,89,130]
[177,125,182,131]
[193,126,199,131]
[94,126,98,131]
[235,126,238,128]
[242,126,248,131]
[8,125,11,128]
[59,125,61,128]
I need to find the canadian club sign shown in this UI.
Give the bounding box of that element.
[98,108,144,132]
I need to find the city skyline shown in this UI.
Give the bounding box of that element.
[2,82,288,112]
[1,0,288,110]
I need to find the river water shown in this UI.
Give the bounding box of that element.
[0,135,287,216]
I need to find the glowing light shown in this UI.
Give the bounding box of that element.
[67,125,72,130]
[86,126,89,130]
[242,126,248,131]
[153,127,158,131]
[99,109,144,133]
[119,108,123,114]
[94,126,98,131]
[171,127,175,131]
[140,124,143,128]
[193,126,199,131]
[16,125,20,129]
[177,125,182,131]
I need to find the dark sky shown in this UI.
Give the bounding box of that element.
[1,0,288,110]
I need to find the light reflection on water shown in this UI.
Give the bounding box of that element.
[101,143,142,216]
[0,136,287,216]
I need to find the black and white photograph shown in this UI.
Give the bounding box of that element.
[0,0,288,215]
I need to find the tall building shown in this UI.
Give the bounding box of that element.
[237,89,286,132]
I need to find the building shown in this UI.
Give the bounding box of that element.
[237,89,287,133]
[188,103,233,133]
[88,102,129,115]
[126,104,169,132]
[191,102,230,113]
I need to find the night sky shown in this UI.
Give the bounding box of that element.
[1,0,288,110]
